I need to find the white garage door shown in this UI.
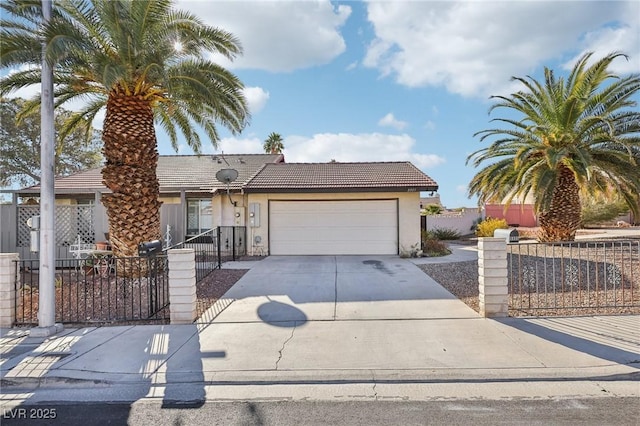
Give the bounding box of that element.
[269,200,398,255]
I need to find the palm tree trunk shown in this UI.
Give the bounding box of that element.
[538,165,581,242]
[101,88,162,262]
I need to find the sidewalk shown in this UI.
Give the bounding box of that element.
[1,254,638,405]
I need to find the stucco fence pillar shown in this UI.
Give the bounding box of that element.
[478,238,508,318]
[167,249,197,324]
[0,253,19,328]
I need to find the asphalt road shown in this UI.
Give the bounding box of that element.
[2,398,639,426]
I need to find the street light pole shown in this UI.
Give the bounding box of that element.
[33,0,61,336]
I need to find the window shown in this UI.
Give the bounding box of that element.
[187,199,212,236]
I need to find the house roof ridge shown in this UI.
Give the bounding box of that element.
[264,161,412,165]
[244,163,269,186]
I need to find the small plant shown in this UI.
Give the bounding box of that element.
[431,227,461,240]
[420,230,451,257]
[400,243,423,258]
[422,238,451,257]
[422,204,443,215]
[476,217,508,237]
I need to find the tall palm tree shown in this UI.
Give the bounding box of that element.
[263,132,284,154]
[467,52,640,242]
[1,0,249,257]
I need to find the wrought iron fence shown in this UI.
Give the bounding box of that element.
[167,226,246,283]
[13,254,169,326]
[508,240,640,316]
[170,228,221,283]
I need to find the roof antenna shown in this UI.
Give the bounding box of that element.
[219,151,231,166]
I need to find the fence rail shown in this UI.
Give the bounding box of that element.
[508,240,640,316]
[14,255,169,326]
[167,226,246,283]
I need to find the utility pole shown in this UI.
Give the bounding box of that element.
[33,0,61,336]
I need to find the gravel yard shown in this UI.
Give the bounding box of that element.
[196,268,248,318]
[418,240,640,317]
[16,264,251,325]
[418,261,480,312]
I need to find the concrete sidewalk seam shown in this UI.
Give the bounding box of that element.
[488,320,550,368]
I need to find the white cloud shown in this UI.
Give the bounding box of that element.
[169,132,446,171]
[563,25,640,74]
[363,1,639,98]
[378,112,407,130]
[424,120,435,131]
[243,86,270,114]
[567,1,640,75]
[284,132,445,170]
[456,185,467,193]
[345,61,358,71]
[178,0,351,72]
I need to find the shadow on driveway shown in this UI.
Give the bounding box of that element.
[497,316,640,369]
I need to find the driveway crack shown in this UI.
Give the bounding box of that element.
[372,370,378,400]
[275,323,297,370]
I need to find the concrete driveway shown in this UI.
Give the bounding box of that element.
[191,255,638,375]
[208,255,477,324]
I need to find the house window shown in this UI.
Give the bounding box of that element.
[187,199,212,236]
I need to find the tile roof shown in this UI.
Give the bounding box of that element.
[20,154,284,194]
[244,162,438,192]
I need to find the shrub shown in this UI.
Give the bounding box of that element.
[421,229,434,241]
[582,199,630,225]
[476,217,508,237]
[431,227,461,240]
[422,238,451,257]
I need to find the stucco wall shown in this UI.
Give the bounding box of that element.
[424,208,482,235]
[245,192,421,255]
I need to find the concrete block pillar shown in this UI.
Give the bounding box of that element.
[167,249,197,324]
[0,253,19,328]
[478,238,508,317]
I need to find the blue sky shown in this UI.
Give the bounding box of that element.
[4,1,640,208]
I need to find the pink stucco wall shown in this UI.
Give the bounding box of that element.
[485,204,537,227]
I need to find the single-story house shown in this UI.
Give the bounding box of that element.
[8,154,438,256]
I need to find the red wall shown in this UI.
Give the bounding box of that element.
[485,204,537,227]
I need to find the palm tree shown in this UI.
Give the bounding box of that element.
[263,132,284,154]
[1,0,249,257]
[467,52,640,242]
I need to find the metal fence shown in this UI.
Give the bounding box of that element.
[508,240,640,316]
[166,226,246,283]
[13,254,169,326]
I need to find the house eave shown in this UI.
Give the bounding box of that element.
[244,185,439,194]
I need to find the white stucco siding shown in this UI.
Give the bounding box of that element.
[246,192,421,256]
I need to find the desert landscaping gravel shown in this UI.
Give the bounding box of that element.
[418,252,639,317]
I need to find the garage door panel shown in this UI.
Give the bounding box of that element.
[270,200,398,255]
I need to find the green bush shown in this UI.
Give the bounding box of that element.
[476,217,508,237]
[581,199,630,225]
[431,227,461,240]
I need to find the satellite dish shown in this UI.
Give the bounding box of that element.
[216,168,238,184]
[216,168,239,206]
